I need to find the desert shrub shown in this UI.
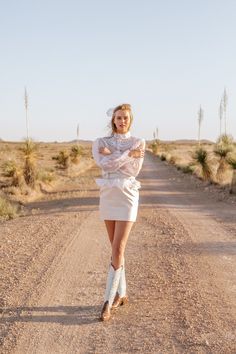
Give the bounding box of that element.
[37,170,55,184]
[1,160,24,187]
[169,155,178,165]
[160,154,166,161]
[0,196,18,219]
[191,148,213,181]
[52,150,70,169]
[70,145,84,164]
[161,144,172,153]
[179,165,194,174]
[2,160,17,177]
[150,141,159,154]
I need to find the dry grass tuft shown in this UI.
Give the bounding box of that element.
[0,195,18,219]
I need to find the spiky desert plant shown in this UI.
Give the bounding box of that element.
[216,133,234,147]
[52,150,70,169]
[70,145,84,164]
[191,148,213,181]
[214,144,233,182]
[19,139,38,187]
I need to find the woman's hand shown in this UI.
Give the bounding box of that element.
[99,147,112,155]
[128,147,145,158]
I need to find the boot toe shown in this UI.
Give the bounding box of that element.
[100,301,111,321]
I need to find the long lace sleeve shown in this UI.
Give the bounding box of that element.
[92,138,134,172]
[119,138,146,177]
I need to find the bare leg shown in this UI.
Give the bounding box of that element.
[111,221,134,269]
[100,220,133,320]
[104,220,116,245]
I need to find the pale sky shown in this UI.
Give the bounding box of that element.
[0,0,235,142]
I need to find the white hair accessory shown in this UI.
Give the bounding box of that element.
[106,107,114,117]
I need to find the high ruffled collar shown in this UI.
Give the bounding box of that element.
[113,131,131,139]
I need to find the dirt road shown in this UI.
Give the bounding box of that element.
[1,152,236,353]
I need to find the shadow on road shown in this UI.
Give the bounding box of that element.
[0,305,101,326]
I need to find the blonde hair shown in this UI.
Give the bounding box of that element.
[111,103,133,133]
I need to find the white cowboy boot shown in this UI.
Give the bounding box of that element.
[118,256,126,297]
[100,262,123,321]
[112,257,128,309]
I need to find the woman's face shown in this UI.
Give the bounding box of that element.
[113,109,131,134]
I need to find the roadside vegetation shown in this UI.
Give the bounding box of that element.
[0,139,91,214]
[148,133,236,193]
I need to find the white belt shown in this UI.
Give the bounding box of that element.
[102,171,129,179]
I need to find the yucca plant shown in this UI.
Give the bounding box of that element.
[19,139,38,187]
[216,133,234,146]
[70,145,84,164]
[191,148,213,181]
[214,144,233,182]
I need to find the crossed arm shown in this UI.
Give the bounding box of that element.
[99,145,145,158]
[92,138,145,173]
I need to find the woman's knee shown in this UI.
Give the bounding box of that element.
[112,242,125,258]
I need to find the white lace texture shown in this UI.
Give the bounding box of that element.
[92,132,145,190]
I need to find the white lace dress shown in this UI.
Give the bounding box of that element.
[92,131,146,221]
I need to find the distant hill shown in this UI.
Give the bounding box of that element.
[147,139,214,145]
[69,139,93,144]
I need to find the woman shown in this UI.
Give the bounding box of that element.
[92,103,145,321]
